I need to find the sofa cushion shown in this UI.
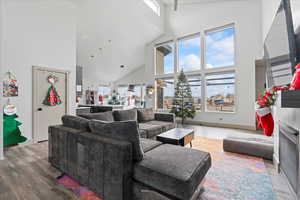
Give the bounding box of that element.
[89,120,144,161]
[145,121,175,132]
[113,109,137,121]
[140,138,162,153]
[79,111,114,122]
[137,108,155,122]
[62,115,90,132]
[133,144,211,200]
[139,123,163,139]
[139,129,147,139]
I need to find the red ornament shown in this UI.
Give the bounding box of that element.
[290,63,300,90]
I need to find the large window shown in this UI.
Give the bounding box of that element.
[156,78,174,110]
[205,27,235,68]
[178,35,201,72]
[98,86,111,98]
[155,42,175,75]
[154,24,236,113]
[188,76,202,111]
[98,86,111,104]
[117,86,128,104]
[117,86,128,97]
[133,85,143,108]
[205,73,235,112]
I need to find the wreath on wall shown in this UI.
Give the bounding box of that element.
[43,74,62,106]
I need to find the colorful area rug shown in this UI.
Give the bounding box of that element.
[200,151,276,199]
[57,174,102,200]
[57,136,276,200]
[194,136,276,200]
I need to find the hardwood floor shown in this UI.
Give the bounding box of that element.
[0,125,295,200]
[0,142,80,200]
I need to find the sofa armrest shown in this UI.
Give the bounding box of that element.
[49,125,133,200]
[154,113,176,123]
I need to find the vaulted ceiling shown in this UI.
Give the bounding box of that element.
[76,0,165,85]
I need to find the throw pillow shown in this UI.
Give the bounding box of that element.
[62,115,90,132]
[137,108,155,122]
[79,111,114,122]
[113,109,137,121]
[89,120,144,161]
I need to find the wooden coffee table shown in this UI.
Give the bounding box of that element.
[157,128,194,147]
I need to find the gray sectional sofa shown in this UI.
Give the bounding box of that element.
[78,108,176,139]
[49,109,212,200]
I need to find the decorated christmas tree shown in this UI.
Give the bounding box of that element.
[3,104,27,147]
[170,70,196,125]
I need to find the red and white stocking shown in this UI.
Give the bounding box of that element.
[290,63,300,90]
[256,107,274,137]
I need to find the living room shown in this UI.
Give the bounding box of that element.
[0,0,300,199]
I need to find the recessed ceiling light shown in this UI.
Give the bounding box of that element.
[120,65,125,68]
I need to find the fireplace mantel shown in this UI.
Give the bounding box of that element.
[273,90,300,199]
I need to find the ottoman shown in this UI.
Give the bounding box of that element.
[133,144,211,200]
[223,137,274,160]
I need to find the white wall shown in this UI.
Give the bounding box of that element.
[77,0,166,87]
[115,65,151,85]
[145,0,262,129]
[262,0,282,41]
[2,0,77,141]
[0,0,4,159]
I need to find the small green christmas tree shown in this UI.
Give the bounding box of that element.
[3,114,27,147]
[170,70,196,125]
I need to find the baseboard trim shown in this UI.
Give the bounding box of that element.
[184,120,256,131]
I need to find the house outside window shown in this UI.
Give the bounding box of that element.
[205,73,235,112]
[155,78,174,110]
[188,75,202,111]
[155,42,175,75]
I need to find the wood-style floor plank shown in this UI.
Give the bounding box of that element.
[0,143,80,200]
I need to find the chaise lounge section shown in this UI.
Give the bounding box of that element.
[49,115,211,200]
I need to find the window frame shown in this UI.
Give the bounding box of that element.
[204,70,236,113]
[154,23,236,114]
[154,40,176,76]
[204,24,236,70]
[186,74,202,112]
[155,77,175,111]
[177,33,202,73]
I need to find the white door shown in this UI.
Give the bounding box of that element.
[33,67,68,143]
